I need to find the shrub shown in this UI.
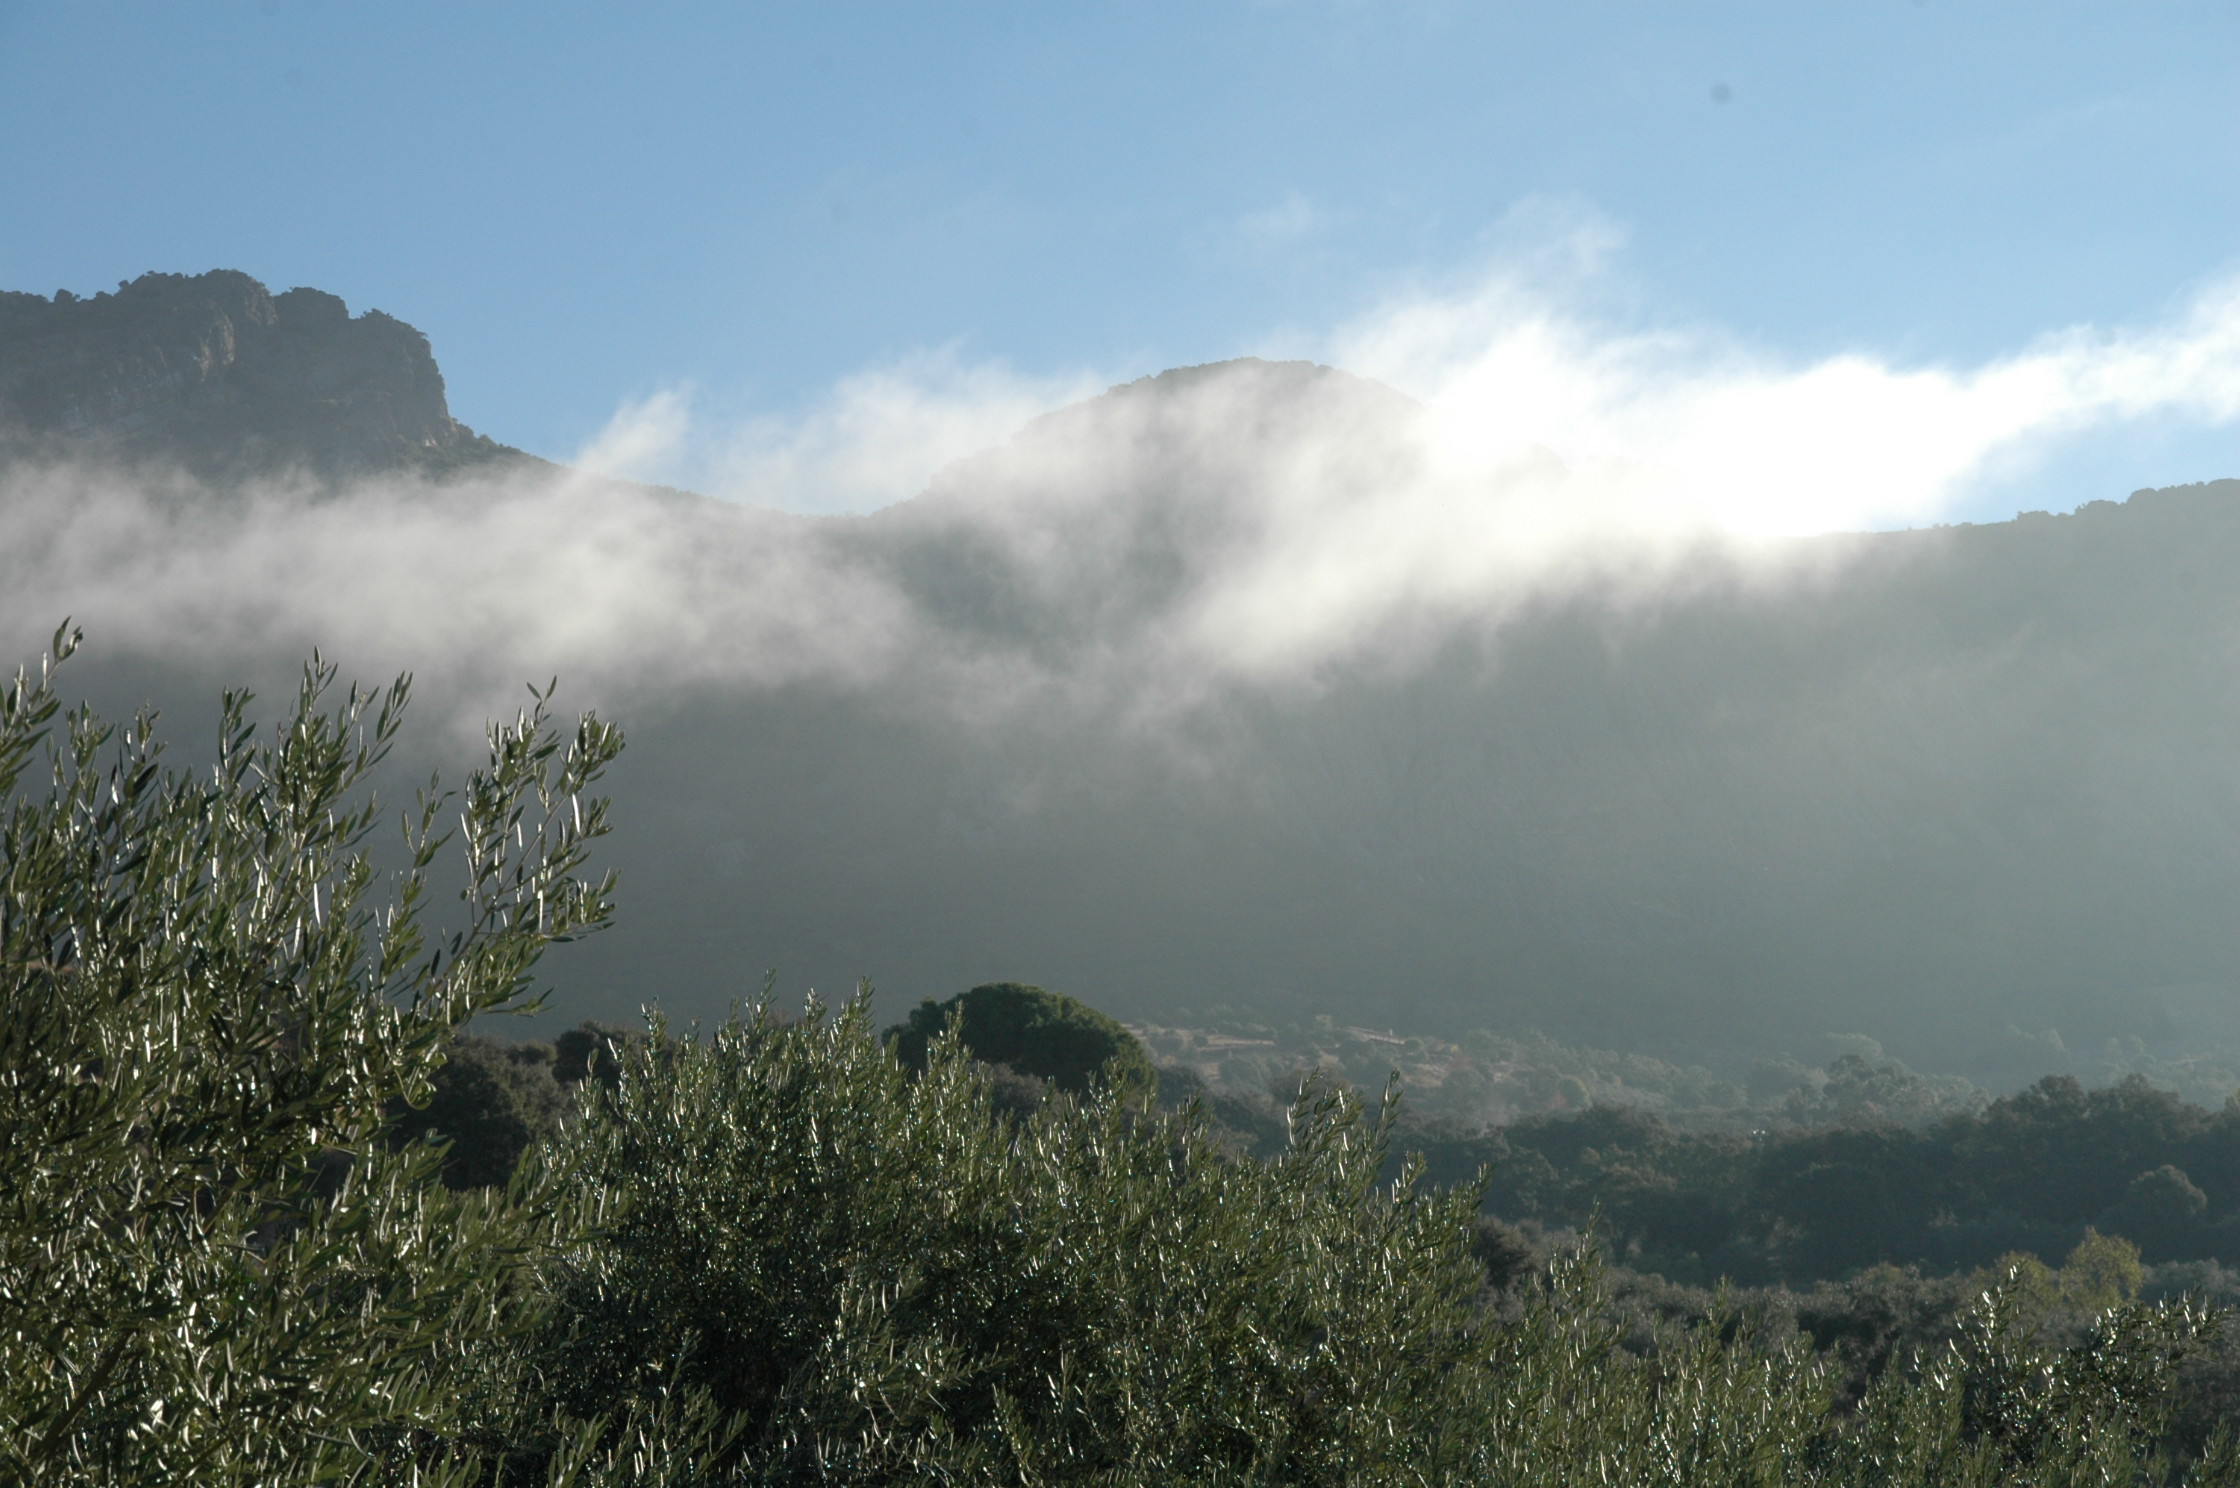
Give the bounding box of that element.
[502,992,1490,1485]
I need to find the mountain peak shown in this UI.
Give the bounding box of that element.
[0,269,522,481]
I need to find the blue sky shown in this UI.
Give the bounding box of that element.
[3,1,2237,524]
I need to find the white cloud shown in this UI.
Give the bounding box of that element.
[574,388,695,485]
[1339,249,2240,537]
[570,350,1101,515]
[0,459,918,733]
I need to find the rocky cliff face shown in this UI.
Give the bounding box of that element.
[0,270,519,480]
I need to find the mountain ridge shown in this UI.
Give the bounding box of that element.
[0,269,528,481]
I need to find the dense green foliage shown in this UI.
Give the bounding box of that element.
[449,999,2240,1487]
[1395,1075,2240,1283]
[0,632,621,1484]
[421,1024,2240,1464]
[887,980,1155,1095]
[479,996,1488,1484]
[1594,1239,2240,1464]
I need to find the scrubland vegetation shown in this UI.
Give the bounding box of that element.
[9,641,2240,1485]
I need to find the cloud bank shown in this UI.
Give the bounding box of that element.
[1346,266,2240,537]
[577,350,1101,516]
[0,461,915,730]
[4,246,2238,728]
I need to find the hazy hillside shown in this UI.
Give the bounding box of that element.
[4,275,2237,1084]
[581,472,2240,1083]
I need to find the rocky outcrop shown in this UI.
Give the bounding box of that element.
[0,270,522,481]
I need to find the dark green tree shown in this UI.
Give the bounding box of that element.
[387,1021,634,1190]
[886,980,1154,1094]
[386,1033,570,1190]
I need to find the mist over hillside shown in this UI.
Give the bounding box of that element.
[4,271,2237,1084]
[600,472,2240,1082]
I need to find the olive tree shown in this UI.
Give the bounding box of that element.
[0,627,621,1485]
